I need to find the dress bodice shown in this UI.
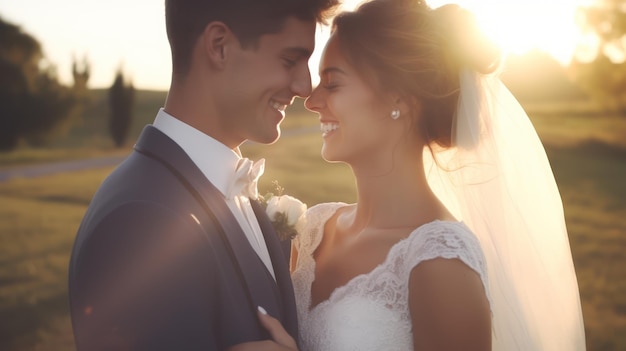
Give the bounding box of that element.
[292,203,490,351]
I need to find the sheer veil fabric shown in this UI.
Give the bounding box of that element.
[424,71,586,350]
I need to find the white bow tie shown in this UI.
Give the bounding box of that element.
[227,158,265,200]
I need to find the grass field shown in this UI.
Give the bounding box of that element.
[0,92,625,349]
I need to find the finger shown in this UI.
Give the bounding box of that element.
[257,306,297,349]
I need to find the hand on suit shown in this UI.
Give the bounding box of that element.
[227,307,298,351]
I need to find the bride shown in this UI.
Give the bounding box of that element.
[234,0,586,350]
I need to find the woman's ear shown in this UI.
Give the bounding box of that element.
[390,93,418,120]
[201,22,231,69]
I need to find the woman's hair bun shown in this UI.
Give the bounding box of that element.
[433,4,502,74]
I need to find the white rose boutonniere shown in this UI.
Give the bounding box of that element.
[260,182,307,241]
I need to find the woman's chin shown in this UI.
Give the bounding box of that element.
[321,147,343,163]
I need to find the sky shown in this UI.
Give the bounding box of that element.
[0,0,592,91]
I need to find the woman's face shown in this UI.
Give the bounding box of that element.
[304,33,403,166]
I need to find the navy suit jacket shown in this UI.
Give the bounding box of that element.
[68,126,298,350]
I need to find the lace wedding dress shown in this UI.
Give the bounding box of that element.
[292,202,490,351]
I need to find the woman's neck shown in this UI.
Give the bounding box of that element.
[346,154,441,231]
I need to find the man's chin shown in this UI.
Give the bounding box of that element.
[249,129,281,145]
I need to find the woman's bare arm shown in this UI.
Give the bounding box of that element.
[409,258,491,351]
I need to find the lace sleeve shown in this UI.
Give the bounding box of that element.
[293,202,345,259]
[404,221,491,306]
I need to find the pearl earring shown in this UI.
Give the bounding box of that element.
[391,109,400,120]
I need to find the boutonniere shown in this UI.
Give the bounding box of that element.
[260,181,307,241]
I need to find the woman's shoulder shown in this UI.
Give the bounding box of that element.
[295,202,349,255]
[306,202,349,215]
[404,220,493,317]
[412,220,480,249]
[403,220,487,279]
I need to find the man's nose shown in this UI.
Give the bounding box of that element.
[292,65,313,98]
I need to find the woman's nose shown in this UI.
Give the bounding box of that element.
[304,86,322,112]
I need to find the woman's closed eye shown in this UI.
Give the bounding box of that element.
[320,68,346,91]
[322,81,340,91]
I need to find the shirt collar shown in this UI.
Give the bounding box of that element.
[153,108,240,196]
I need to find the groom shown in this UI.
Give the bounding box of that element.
[68,0,337,350]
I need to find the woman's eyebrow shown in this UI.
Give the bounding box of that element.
[320,67,347,76]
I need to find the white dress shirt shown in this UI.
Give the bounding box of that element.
[153,108,275,280]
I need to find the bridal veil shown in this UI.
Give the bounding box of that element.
[424,70,586,350]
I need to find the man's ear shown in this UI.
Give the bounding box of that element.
[201,22,232,69]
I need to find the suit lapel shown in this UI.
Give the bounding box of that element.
[134,126,283,321]
[251,200,299,339]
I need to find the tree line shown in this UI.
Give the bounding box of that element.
[0,16,135,152]
[569,0,626,114]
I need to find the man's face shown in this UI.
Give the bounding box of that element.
[216,16,315,146]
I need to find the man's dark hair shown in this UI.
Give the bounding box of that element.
[165,0,339,76]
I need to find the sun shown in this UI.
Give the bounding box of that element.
[459,0,586,65]
[339,0,587,65]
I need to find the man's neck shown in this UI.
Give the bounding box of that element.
[164,83,244,150]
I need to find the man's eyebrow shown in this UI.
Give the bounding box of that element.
[283,47,313,59]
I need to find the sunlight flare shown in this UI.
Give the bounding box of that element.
[339,0,588,65]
